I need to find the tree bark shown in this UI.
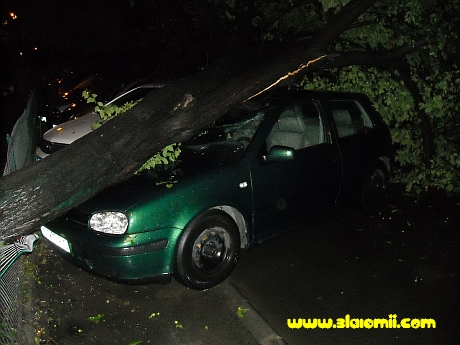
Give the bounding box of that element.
[1,0,380,239]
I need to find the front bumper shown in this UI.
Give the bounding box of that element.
[41,217,183,283]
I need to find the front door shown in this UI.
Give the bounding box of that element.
[250,101,342,241]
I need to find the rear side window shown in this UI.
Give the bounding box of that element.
[327,100,373,138]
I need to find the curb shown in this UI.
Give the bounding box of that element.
[219,280,288,345]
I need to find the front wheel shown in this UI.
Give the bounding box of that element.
[174,210,240,290]
[361,166,388,210]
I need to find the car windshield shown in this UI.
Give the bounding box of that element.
[182,108,265,163]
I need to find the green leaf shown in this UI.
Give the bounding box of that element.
[237,307,250,318]
[88,313,104,324]
[91,121,102,130]
[128,340,143,345]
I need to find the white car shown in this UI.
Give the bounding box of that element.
[36,84,162,159]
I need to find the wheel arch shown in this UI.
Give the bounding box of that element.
[210,206,249,249]
[361,157,390,210]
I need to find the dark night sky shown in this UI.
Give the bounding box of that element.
[1,0,221,160]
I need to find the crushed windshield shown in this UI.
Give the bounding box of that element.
[182,111,264,163]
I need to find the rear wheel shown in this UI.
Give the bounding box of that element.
[361,166,388,210]
[174,210,240,290]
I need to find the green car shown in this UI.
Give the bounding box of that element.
[41,87,393,289]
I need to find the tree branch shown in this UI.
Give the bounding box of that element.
[310,0,377,53]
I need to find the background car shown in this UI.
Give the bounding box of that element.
[39,74,111,128]
[40,86,393,289]
[36,82,163,159]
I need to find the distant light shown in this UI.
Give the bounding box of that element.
[34,47,38,51]
[10,12,17,20]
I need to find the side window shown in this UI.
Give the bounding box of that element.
[266,102,326,152]
[328,100,374,138]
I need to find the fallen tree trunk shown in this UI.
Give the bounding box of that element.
[1,0,379,239]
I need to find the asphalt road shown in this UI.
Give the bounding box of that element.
[230,189,459,345]
[30,187,459,345]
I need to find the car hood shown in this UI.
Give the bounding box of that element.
[77,174,169,213]
[43,112,100,144]
[76,158,230,214]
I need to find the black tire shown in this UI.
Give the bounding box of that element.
[361,165,389,210]
[174,210,240,290]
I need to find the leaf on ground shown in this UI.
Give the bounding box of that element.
[149,312,160,319]
[237,306,250,318]
[88,313,104,324]
[128,340,143,345]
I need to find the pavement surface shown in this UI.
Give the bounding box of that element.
[28,186,459,345]
[29,245,275,345]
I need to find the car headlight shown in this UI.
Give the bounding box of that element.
[89,212,129,235]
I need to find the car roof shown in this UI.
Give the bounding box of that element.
[102,84,163,109]
[252,86,371,107]
[111,82,164,100]
[221,86,375,126]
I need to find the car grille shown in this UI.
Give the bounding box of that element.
[40,139,68,154]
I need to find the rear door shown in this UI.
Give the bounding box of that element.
[324,99,377,201]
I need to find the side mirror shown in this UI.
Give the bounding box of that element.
[263,145,295,162]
